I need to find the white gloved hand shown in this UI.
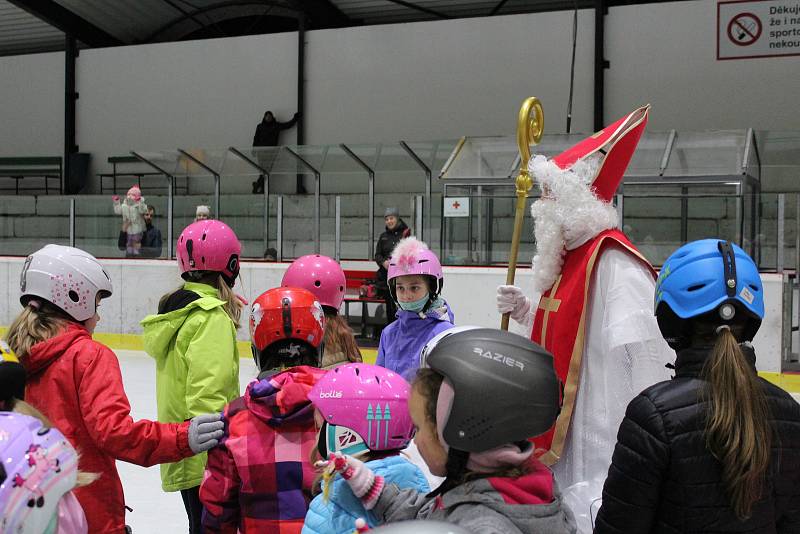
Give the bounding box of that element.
[496,285,532,323]
[188,413,225,454]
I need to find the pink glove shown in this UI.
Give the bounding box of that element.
[316,452,384,510]
[496,285,531,322]
[112,195,120,202]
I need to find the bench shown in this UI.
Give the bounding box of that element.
[343,269,385,338]
[99,155,187,194]
[0,157,62,194]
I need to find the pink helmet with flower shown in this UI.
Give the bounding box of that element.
[309,363,414,455]
[387,237,443,299]
[281,254,346,311]
[177,220,241,287]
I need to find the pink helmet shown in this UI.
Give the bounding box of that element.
[177,220,241,287]
[281,254,346,311]
[126,185,142,202]
[309,363,414,453]
[387,237,443,297]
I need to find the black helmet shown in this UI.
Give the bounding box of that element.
[424,328,561,453]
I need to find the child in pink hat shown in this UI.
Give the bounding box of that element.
[112,185,148,256]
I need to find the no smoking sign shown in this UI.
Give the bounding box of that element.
[728,12,762,46]
[718,0,800,60]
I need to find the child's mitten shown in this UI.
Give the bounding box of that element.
[316,452,385,509]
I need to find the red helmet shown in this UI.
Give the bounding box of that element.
[249,287,325,370]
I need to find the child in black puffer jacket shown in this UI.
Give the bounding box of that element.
[595,239,800,534]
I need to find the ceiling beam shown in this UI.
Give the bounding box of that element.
[6,0,124,47]
[291,0,353,28]
[384,0,450,19]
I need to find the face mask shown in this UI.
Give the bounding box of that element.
[398,293,429,313]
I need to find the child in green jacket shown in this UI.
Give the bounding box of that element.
[141,220,244,534]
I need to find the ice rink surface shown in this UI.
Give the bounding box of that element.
[115,349,259,533]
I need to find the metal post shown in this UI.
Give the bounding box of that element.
[276,195,284,262]
[64,36,78,194]
[736,182,744,246]
[778,194,786,273]
[616,193,624,228]
[335,195,341,262]
[680,186,688,244]
[340,143,376,258]
[593,0,608,131]
[782,272,793,363]
[414,196,423,239]
[167,176,174,258]
[659,130,676,176]
[284,147,320,252]
[796,195,800,277]
[228,147,270,247]
[69,198,75,247]
[400,141,431,242]
[178,149,220,218]
[476,185,483,264]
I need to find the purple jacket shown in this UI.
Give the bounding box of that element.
[376,302,455,380]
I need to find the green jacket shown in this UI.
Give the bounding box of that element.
[141,282,240,492]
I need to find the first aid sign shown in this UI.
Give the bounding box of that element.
[718,0,800,59]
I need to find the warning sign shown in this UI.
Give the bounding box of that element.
[718,0,800,59]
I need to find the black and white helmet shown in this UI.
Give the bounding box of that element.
[424,328,561,452]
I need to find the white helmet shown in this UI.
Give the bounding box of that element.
[419,325,483,369]
[20,245,113,322]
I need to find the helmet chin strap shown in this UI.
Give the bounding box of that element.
[426,448,469,498]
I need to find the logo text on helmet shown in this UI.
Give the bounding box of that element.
[472,347,525,371]
[318,390,343,399]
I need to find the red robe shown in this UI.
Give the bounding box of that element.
[530,229,655,465]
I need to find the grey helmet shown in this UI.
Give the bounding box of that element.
[368,520,471,534]
[424,328,561,453]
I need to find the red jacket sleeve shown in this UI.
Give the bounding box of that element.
[77,343,192,466]
[200,439,241,533]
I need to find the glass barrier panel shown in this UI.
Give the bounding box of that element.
[664,130,747,177]
[0,196,70,256]
[623,195,685,266]
[75,195,166,259]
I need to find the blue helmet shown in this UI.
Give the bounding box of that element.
[655,239,763,349]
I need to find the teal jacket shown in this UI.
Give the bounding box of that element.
[141,281,240,491]
[302,455,430,534]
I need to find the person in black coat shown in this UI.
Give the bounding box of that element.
[374,206,410,325]
[252,110,300,194]
[594,239,800,534]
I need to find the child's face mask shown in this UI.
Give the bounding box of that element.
[398,293,429,313]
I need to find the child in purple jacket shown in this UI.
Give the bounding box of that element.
[376,238,454,380]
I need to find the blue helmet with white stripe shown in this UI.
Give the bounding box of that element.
[655,239,763,349]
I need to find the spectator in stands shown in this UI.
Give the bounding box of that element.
[374,207,410,325]
[195,205,210,222]
[264,247,278,261]
[118,206,163,258]
[251,110,301,194]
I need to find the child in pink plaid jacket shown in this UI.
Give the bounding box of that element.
[200,287,327,533]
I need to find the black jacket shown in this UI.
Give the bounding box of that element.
[253,115,298,147]
[594,346,800,533]
[373,219,410,281]
[118,224,163,258]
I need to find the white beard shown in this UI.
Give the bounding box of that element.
[528,154,619,296]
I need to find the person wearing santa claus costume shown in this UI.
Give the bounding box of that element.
[496,104,675,533]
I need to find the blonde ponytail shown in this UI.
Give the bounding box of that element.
[215,274,243,329]
[702,327,772,519]
[5,303,70,359]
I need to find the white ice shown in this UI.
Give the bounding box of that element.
[115,349,258,534]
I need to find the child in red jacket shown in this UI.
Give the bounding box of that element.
[200,287,327,533]
[6,245,224,534]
